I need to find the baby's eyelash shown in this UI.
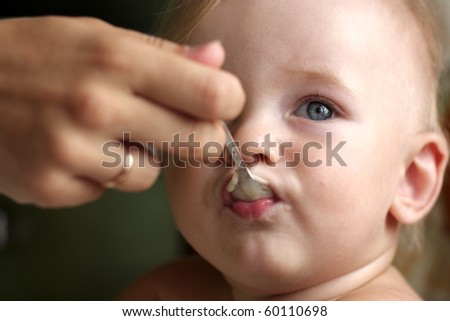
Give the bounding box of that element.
[312,90,337,108]
[297,94,340,116]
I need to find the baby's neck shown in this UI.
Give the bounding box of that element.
[228,246,396,301]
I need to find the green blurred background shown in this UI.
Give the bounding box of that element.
[0,0,182,300]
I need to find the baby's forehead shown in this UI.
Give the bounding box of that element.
[198,1,428,78]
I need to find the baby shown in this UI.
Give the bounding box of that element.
[120,0,449,300]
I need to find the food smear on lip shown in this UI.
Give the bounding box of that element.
[226,169,274,201]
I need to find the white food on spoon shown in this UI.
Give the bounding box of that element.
[227,169,274,201]
[226,171,240,192]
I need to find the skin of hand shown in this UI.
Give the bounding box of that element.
[0,16,245,208]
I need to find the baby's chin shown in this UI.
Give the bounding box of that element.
[197,239,320,295]
[219,259,322,299]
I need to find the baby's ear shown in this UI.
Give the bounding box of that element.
[390,132,448,225]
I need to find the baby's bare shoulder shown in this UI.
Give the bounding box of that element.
[117,256,230,300]
[337,266,421,301]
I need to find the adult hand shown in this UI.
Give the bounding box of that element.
[0,16,245,208]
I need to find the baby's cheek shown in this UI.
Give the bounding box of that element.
[331,152,398,222]
[163,165,214,207]
[163,166,218,240]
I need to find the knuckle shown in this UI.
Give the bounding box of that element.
[44,130,78,169]
[89,37,129,73]
[145,35,183,54]
[69,84,115,129]
[74,19,128,73]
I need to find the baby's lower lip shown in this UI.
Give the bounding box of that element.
[229,198,276,220]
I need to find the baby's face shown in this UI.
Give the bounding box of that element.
[164,0,427,296]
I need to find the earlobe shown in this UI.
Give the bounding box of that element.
[390,132,448,225]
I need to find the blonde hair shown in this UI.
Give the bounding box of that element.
[155,0,221,43]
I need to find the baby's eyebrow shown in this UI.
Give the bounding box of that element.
[289,67,360,99]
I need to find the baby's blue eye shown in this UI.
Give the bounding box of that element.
[294,101,334,121]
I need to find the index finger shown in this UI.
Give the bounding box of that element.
[116,33,246,121]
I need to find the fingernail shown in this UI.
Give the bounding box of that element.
[186,40,222,55]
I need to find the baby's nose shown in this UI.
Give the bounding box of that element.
[225,121,281,167]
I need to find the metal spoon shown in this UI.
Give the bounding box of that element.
[222,123,274,200]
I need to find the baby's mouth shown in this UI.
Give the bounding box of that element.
[223,169,277,220]
[226,169,274,201]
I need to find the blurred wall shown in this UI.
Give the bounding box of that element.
[0,182,180,300]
